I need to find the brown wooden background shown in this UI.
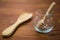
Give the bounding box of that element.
[0,0,60,40]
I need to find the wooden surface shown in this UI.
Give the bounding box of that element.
[0,0,60,40]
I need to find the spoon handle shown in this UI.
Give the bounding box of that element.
[2,21,21,37]
[43,2,56,21]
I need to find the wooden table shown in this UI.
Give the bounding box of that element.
[0,0,60,40]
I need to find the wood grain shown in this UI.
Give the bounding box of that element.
[0,0,60,40]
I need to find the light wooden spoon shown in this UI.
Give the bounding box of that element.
[37,2,56,27]
[2,13,33,37]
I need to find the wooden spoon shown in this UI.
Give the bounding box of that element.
[2,13,33,37]
[37,2,56,27]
